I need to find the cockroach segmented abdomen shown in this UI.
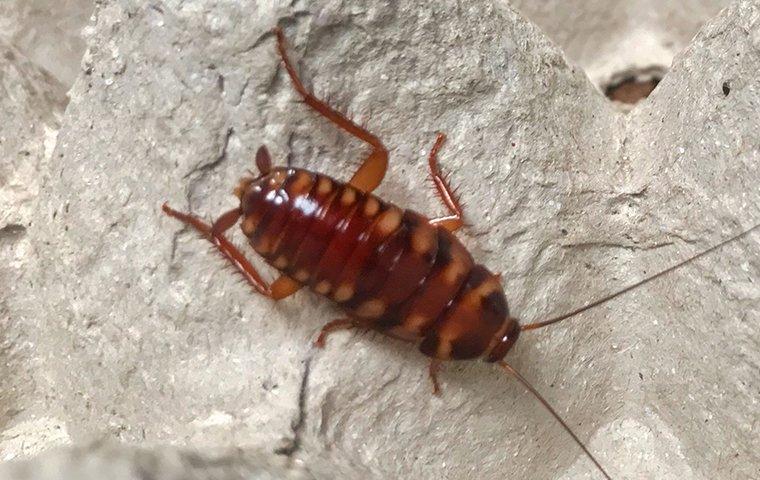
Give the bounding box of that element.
[235,166,516,364]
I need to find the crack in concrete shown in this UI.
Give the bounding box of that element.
[559,240,675,252]
[183,126,234,180]
[275,354,313,459]
[184,126,235,211]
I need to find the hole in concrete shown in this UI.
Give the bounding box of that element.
[603,67,665,107]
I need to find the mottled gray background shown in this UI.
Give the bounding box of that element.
[1,1,758,479]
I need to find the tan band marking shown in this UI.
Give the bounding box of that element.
[453,275,502,311]
[363,197,380,216]
[241,214,260,236]
[314,280,331,295]
[403,314,430,335]
[341,187,357,206]
[273,256,288,269]
[256,236,274,255]
[293,269,309,282]
[333,284,354,302]
[411,226,434,254]
[356,299,386,318]
[376,208,402,235]
[443,257,468,284]
[288,171,313,195]
[317,177,332,195]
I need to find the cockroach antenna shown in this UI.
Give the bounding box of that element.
[505,222,760,479]
[521,222,760,331]
[499,361,612,479]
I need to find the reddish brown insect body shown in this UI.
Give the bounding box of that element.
[162,27,760,480]
[164,27,520,372]
[236,166,520,364]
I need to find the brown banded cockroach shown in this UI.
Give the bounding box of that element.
[162,27,760,479]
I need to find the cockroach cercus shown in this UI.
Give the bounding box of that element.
[162,27,760,479]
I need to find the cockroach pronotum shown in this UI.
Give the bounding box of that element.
[162,27,760,479]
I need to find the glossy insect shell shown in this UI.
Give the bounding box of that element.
[236,167,521,363]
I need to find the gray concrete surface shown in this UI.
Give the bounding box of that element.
[0,0,94,88]
[510,0,732,92]
[0,442,309,480]
[1,0,759,479]
[0,39,69,461]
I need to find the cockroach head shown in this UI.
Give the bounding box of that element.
[484,316,521,362]
[233,145,274,195]
[233,145,279,201]
[235,166,292,217]
[234,176,257,200]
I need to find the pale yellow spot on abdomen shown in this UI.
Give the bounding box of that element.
[411,227,434,254]
[314,280,331,295]
[317,177,333,195]
[273,256,288,269]
[363,197,380,216]
[241,214,260,236]
[340,187,357,206]
[376,208,402,235]
[443,259,467,284]
[355,299,386,318]
[403,314,431,335]
[288,171,313,195]
[333,284,354,302]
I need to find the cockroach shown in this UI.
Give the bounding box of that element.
[162,27,759,479]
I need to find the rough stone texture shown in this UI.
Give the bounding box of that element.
[0,40,69,461]
[510,0,732,90]
[0,0,94,88]
[2,1,759,479]
[0,442,309,480]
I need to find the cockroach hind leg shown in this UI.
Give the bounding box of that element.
[428,359,443,396]
[211,207,241,237]
[314,318,355,349]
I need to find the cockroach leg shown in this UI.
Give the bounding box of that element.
[426,133,465,232]
[274,27,389,193]
[428,359,443,396]
[270,275,302,300]
[349,148,389,195]
[211,207,242,238]
[162,203,273,298]
[314,318,356,348]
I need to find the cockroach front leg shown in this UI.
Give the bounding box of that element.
[427,133,465,232]
[163,203,298,300]
[274,27,389,194]
[269,275,302,300]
